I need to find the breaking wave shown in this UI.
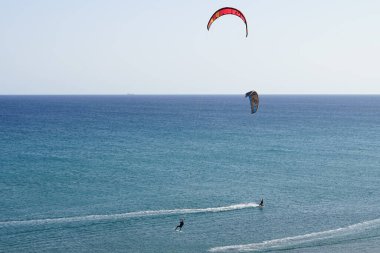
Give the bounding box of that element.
[209,218,380,252]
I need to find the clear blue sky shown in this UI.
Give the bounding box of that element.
[0,0,379,94]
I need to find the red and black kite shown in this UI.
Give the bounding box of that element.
[207,7,248,37]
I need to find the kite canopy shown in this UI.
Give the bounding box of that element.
[245,91,259,114]
[207,7,248,37]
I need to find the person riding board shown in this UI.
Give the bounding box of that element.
[175,219,184,231]
[259,198,264,207]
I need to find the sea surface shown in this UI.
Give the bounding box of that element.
[0,95,379,253]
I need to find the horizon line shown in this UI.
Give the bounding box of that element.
[0,93,379,96]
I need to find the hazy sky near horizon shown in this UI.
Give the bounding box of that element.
[0,0,379,94]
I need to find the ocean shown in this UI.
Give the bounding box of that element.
[0,95,379,253]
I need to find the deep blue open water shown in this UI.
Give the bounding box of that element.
[0,95,379,252]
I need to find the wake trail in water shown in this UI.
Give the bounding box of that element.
[0,203,258,228]
[209,218,380,252]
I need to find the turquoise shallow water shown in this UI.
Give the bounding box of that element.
[0,95,379,252]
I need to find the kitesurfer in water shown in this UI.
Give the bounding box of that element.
[175,219,184,231]
[259,198,264,207]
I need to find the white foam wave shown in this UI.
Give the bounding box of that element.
[0,202,258,228]
[209,218,380,252]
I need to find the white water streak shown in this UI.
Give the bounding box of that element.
[209,218,380,252]
[0,203,258,227]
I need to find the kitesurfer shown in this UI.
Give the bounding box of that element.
[259,198,264,207]
[175,219,184,231]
